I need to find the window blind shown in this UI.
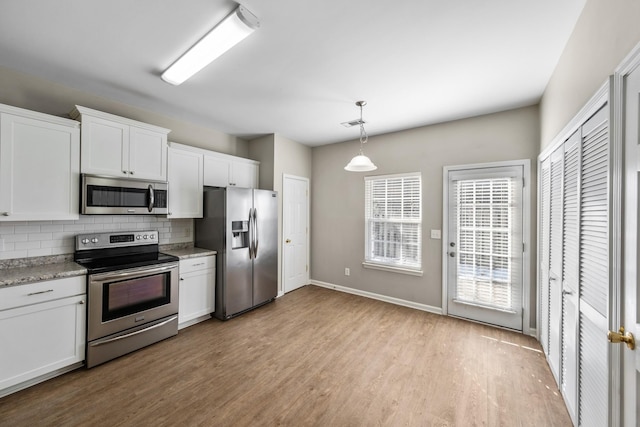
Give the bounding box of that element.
[364,173,421,270]
[453,175,521,312]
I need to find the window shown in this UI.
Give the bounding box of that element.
[364,172,422,274]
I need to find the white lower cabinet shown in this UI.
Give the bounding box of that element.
[178,255,215,329]
[0,276,86,397]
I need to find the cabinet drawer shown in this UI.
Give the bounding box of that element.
[0,276,85,311]
[180,255,215,274]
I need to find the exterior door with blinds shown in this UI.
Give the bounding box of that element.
[446,165,524,330]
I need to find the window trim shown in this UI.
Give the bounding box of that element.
[364,171,422,275]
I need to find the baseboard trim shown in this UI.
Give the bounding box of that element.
[309,280,443,315]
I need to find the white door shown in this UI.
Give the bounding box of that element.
[446,165,524,330]
[548,145,564,382]
[283,174,309,293]
[576,104,611,427]
[561,130,580,424]
[621,60,640,427]
[539,157,551,356]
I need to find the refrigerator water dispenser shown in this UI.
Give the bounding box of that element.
[231,220,249,249]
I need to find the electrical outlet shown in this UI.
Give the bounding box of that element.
[345,267,350,276]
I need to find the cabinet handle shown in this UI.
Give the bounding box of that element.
[180,277,184,281]
[1,212,9,216]
[122,170,127,174]
[27,289,54,296]
[130,171,134,175]
[192,263,205,266]
[79,300,85,305]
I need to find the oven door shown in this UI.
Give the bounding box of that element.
[82,174,168,215]
[87,262,178,341]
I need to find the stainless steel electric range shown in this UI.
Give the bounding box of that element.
[74,230,179,368]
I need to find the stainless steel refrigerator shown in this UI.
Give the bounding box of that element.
[195,187,278,320]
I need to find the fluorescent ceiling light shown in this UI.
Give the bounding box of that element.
[162,5,259,85]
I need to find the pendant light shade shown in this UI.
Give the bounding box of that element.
[344,101,377,172]
[344,154,377,172]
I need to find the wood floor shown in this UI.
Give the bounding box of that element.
[0,285,571,426]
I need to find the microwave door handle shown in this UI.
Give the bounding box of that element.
[148,185,154,212]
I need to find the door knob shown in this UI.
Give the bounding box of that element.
[285,239,291,243]
[608,326,635,350]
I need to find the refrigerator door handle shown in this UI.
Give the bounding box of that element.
[248,208,254,259]
[253,208,259,258]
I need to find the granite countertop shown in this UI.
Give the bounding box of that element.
[0,245,216,288]
[0,262,87,288]
[161,247,216,260]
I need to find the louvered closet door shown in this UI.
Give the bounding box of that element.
[447,165,524,330]
[578,104,609,427]
[548,146,564,382]
[539,157,551,356]
[561,130,580,425]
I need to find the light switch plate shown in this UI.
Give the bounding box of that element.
[430,229,441,239]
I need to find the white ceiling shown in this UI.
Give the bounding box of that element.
[0,0,586,146]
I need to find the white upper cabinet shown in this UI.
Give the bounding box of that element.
[0,103,80,221]
[203,152,258,188]
[70,106,169,181]
[167,143,203,219]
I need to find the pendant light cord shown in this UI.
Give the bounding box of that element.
[358,101,368,153]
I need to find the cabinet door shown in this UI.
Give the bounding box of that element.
[130,126,167,181]
[80,115,129,176]
[232,161,258,188]
[168,147,203,218]
[0,113,80,220]
[178,269,215,326]
[0,294,85,392]
[204,155,232,187]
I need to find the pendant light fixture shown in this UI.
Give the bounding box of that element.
[344,101,377,172]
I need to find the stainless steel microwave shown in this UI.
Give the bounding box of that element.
[81,174,168,215]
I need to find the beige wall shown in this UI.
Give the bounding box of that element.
[248,134,275,190]
[540,0,640,149]
[249,134,312,293]
[311,106,539,326]
[0,65,249,156]
[273,135,312,293]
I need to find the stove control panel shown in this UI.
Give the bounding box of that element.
[75,230,159,250]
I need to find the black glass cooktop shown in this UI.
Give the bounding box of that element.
[75,251,179,274]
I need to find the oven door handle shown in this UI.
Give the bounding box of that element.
[89,315,178,347]
[90,264,177,282]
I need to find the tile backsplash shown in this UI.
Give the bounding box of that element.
[0,216,193,260]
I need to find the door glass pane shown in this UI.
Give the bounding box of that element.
[454,176,519,312]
